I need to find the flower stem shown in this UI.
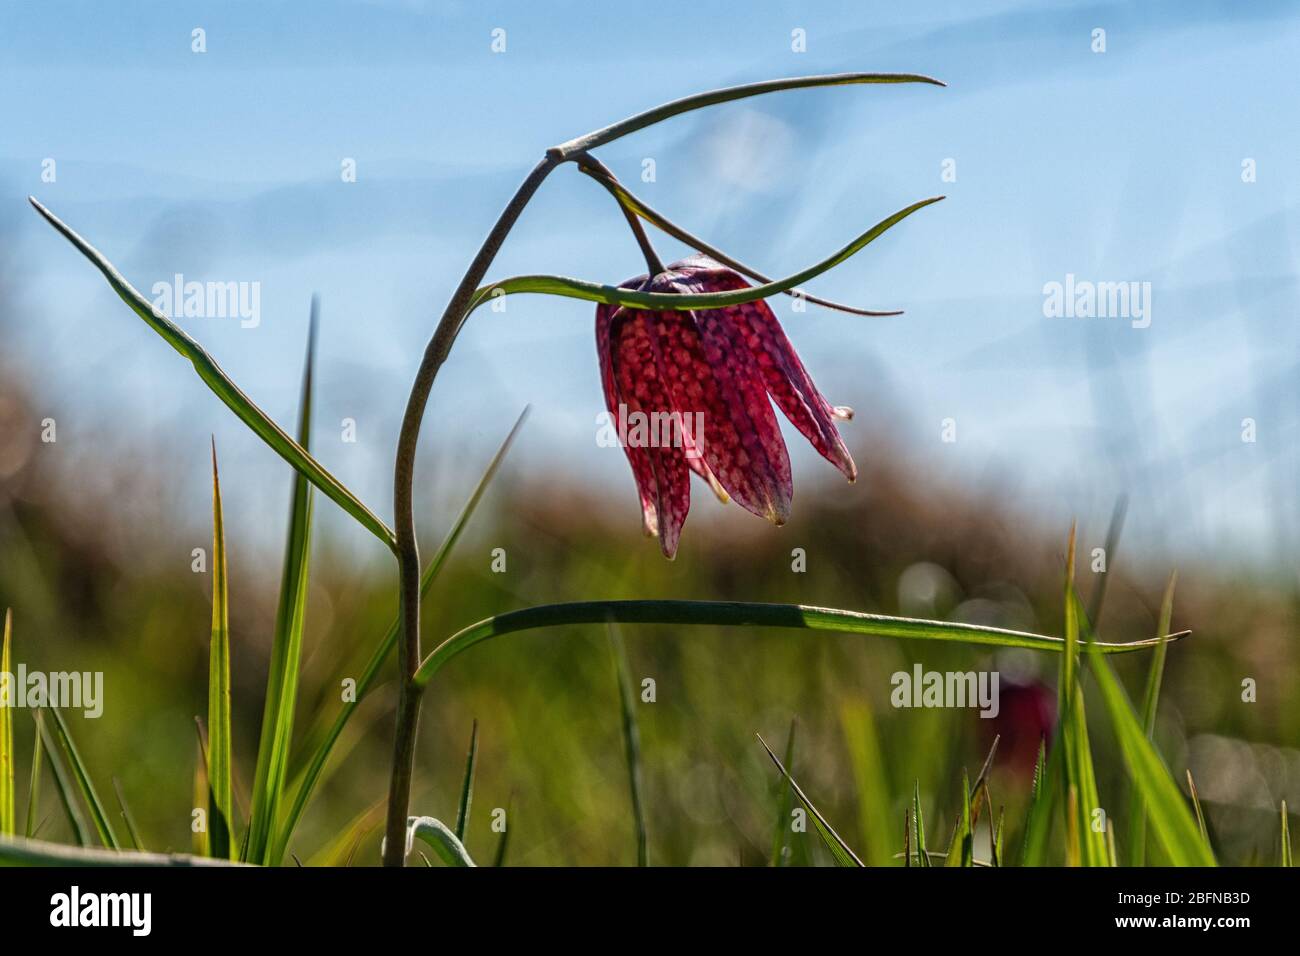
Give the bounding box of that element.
[575,155,664,275]
[382,154,560,867]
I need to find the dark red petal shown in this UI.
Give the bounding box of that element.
[642,290,792,525]
[608,306,691,557]
[597,301,658,536]
[677,261,857,482]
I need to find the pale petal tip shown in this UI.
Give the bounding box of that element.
[832,405,855,421]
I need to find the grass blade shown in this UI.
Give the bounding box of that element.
[468,198,944,317]
[0,609,13,835]
[839,701,893,866]
[27,197,395,551]
[758,734,863,867]
[273,407,528,863]
[44,707,118,849]
[112,778,144,852]
[770,719,797,867]
[246,307,317,865]
[407,816,476,867]
[1021,735,1060,866]
[415,598,1184,689]
[206,443,234,859]
[1186,769,1210,848]
[37,712,88,847]
[492,794,512,867]
[454,720,479,843]
[1083,631,1215,866]
[1282,802,1292,867]
[944,768,973,867]
[607,624,647,866]
[1127,572,1177,867]
[912,780,930,867]
[554,72,944,155]
[0,835,245,867]
[23,716,43,839]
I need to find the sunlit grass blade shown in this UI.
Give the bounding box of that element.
[207,443,234,860]
[553,72,944,156]
[26,197,395,551]
[37,712,88,847]
[1127,572,1177,867]
[759,734,863,867]
[771,719,797,867]
[467,197,944,318]
[912,780,930,867]
[112,778,144,851]
[273,407,528,863]
[415,598,1183,689]
[23,717,43,839]
[192,735,208,857]
[454,719,479,844]
[0,608,13,835]
[407,816,476,867]
[993,807,1005,867]
[1021,734,1060,866]
[839,701,893,866]
[246,307,318,866]
[1186,769,1210,849]
[0,834,246,867]
[1282,802,1292,867]
[944,768,973,867]
[45,707,118,850]
[605,625,647,866]
[1083,628,1215,866]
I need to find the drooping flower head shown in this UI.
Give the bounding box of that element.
[597,255,856,558]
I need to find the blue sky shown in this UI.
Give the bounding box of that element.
[2,0,1297,569]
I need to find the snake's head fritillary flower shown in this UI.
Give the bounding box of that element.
[597,255,857,558]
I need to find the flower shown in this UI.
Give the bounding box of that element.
[596,255,857,558]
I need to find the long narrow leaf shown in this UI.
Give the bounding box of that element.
[415,599,1186,689]
[207,443,234,859]
[467,197,944,317]
[913,781,930,867]
[36,711,88,847]
[0,609,13,835]
[272,408,529,862]
[771,719,797,867]
[27,198,395,551]
[758,734,862,867]
[454,720,479,843]
[553,72,944,156]
[0,835,246,867]
[112,778,144,852]
[247,306,318,865]
[23,715,43,839]
[45,708,118,850]
[1084,638,1215,866]
[607,625,647,866]
[1282,801,1292,867]
[1127,573,1177,866]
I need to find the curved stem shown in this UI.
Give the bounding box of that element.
[382,154,560,867]
[575,155,664,275]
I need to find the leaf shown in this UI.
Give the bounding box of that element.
[771,719,797,867]
[0,834,246,867]
[36,711,89,847]
[44,708,119,850]
[1021,735,1060,866]
[206,443,234,860]
[944,768,973,867]
[27,198,395,551]
[758,734,863,867]
[552,72,945,156]
[839,701,893,866]
[1127,572,1177,867]
[607,624,647,866]
[406,816,476,867]
[912,781,930,868]
[272,407,528,863]
[246,306,318,865]
[1083,633,1216,866]
[467,197,945,317]
[415,598,1185,689]
[454,720,479,844]
[1186,769,1210,849]
[1282,801,1292,867]
[23,715,42,839]
[492,795,512,867]
[0,609,13,835]
[112,778,144,852]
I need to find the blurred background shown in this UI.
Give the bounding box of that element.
[0,0,1296,864]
